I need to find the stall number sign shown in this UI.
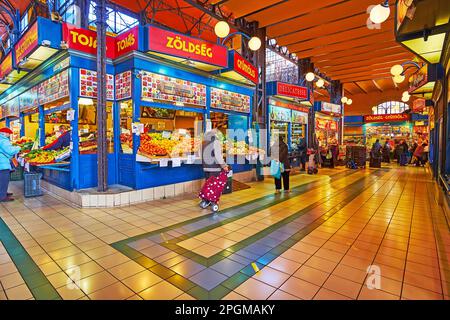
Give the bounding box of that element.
[115,71,132,100]
[80,69,114,100]
[147,25,228,68]
[210,88,251,113]
[141,71,206,107]
[38,70,69,105]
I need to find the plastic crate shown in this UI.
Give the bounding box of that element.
[10,166,24,181]
[24,173,43,198]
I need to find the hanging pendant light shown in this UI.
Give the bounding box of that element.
[214,21,230,38]
[370,0,390,24]
[248,37,262,51]
[305,72,315,82]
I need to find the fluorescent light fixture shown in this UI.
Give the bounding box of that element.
[79,97,94,105]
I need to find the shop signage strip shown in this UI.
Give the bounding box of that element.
[19,86,39,112]
[80,69,114,100]
[268,98,309,113]
[147,25,228,68]
[115,27,139,58]
[211,87,251,113]
[141,71,206,107]
[232,51,258,84]
[38,70,69,105]
[0,52,13,79]
[276,82,308,100]
[15,22,39,63]
[364,114,410,123]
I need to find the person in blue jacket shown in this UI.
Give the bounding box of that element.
[0,127,21,202]
[44,125,71,150]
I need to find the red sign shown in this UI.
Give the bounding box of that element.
[15,22,39,63]
[364,114,410,123]
[408,64,428,93]
[413,98,426,113]
[276,82,308,100]
[63,23,116,59]
[147,25,228,68]
[115,27,138,58]
[0,52,13,79]
[233,51,258,84]
[268,98,309,113]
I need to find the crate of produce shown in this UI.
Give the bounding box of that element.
[24,172,43,198]
[10,166,24,181]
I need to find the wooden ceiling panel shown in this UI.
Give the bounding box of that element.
[222,0,283,18]
[267,0,391,38]
[344,82,367,95]
[244,0,343,27]
[322,56,412,74]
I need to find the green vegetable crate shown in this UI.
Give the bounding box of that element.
[10,166,24,181]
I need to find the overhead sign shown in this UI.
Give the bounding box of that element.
[364,114,410,123]
[147,25,228,68]
[115,26,139,58]
[408,64,428,93]
[321,102,342,115]
[233,51,258,84]
[268,98,309,113]
[63,23,116,59]
[408,63,443,94]
[15,22,39,63]
[268,82,308,100]
[0,52,13,79]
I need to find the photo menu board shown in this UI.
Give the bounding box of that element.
[19,86,38,112]
[291,110,308,124]
[210,88,250,113]
[79,69,114,100]
[38,70,69,105]
[270,105,291,122]
[141,71,206,107]
[115,71,132,100]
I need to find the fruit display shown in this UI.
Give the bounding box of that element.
[23,149,56,164]
[227,141,265,158]
[45,135,58,145]
[138,132,199,158]
[13,137,34,152]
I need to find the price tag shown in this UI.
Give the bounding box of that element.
[172,158,181,167]
[162,131,171,139]
[187,154,195,164]
[159,158,168,167]
[66,109,75,121]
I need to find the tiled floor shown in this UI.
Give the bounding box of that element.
[0,165,449,300]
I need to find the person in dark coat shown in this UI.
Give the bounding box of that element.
[297,135,307,171]
[201,129,228,179]
[272,136,291,193]
[399,140,409,166]
[382,140,391,163]
[370,139,382,167]
[44,125,71,151]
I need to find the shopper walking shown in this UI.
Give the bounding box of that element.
[297,135,307,171]
[409,140,418,164]
[0,128,21,202]
[412,142,425,166]
[201,129,228,179]
[422,141,429,165]
[272,136,291,193]
[399,140,409,166]
[370,139,382,167]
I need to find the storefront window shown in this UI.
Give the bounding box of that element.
[78,98,114,154]
[138,106,202,158]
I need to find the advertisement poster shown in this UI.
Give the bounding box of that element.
[322,102,342,115]
[270,105,291,122]
[291,110,308,124]
[141,71,206,107]
[210,88,251,113]
[38,70,69,105]
[115,71,132,100]
[80,69,114,100]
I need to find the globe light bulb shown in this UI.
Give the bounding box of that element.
[402,91,410,98]
[393,75,405,83]
[305,72,315,82]
[341,96,348,104]
[370,1,390,24]
[248,37,262,51]
[214,21,230,38]
[402,95,410,102]
[391,64,404,76]
[347,99,353,105]
[316,79,325,88]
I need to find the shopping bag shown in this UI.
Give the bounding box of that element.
[270,160,281,179]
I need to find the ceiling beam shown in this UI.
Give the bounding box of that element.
[353,82,368,94]
[372,80,383,92]
[317,51,412,70]
[321,56,412,73]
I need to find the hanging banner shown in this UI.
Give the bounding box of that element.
[79,69,114,100]
[63,23,116,59]
[147,25,228,68]
[210,88,251,113]
[115,26,139,58]
[15,22,39,63]
[38,70,69,105]
[0,52,13,79]
[115,71,132,100]
[364,114,410,123]
[19,87,39,112]
[141,71,206,107]
[233,51,258,84]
